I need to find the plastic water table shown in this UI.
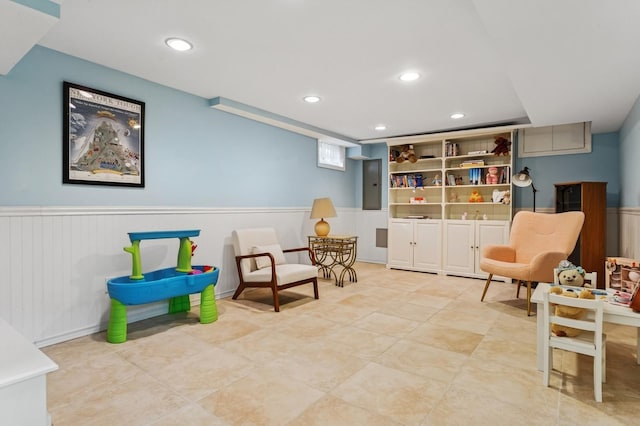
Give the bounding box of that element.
[106,230,219,343]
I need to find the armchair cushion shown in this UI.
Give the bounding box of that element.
[253,244,286,269]
[242,264,318,286]
[480,251,569,283]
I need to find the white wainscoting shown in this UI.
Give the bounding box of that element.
[354,209,389,264]
[0,206,387,347]
[618,208,640,258]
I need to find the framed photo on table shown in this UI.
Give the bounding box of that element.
[63,81,145,187]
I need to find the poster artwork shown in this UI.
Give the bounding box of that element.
[63,82,145,187]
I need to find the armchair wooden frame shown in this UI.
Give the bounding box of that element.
[232,228,319,312]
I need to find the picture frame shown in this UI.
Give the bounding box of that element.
[63,81,145,187]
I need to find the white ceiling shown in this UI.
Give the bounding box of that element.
[4,0,640,142]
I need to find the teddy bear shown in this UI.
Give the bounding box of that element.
[501,190,510,205]
[491,136,511,156]
[395,144,417,163]
[557,260,589,288]
[486,167,499,184]
[548,286,595,337]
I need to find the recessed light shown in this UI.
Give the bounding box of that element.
[399,72,420,82]
[303,95,321,103]
[374,125,387,131]
[165,37,193,51]
[450,112,465,119]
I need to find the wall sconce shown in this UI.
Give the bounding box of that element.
[310,197,337,236]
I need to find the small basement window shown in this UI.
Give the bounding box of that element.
[318,140,345,171]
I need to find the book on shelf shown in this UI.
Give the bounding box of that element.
[459,159,485,168]
[390,173,424,188]
[468,167,482,185]
[499,166,510,184]
[445,142,460,157]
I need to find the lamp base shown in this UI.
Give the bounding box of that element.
[314,219,330,237]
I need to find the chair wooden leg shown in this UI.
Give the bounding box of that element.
[515,280,522,298]
[232,283,245,300]
[312,279,319,299]
[272,287,280,312]
[526,281,532,316]
[480,274,493,301]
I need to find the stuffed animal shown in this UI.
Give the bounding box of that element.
[395,144,417,163]
[491,136,511,156]
[486,167,499,184]
[501,190,510,205]
[557,260,589,288]
[468,190,483,202]
[492,189,507,203]
[548,286,595,337]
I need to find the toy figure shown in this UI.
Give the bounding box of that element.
[468,190,483,202]
[486,167,499,184]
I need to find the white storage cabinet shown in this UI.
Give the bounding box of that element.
[388,219,441,272]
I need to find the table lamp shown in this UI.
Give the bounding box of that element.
[310,197,337,236]
[512,166,538,211]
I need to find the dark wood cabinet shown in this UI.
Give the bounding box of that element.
[555,181,607,288]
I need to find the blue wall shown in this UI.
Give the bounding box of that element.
[0,46,357,208]
[513,132,620,210]
[0,46,625,211]
[620,93,640,207]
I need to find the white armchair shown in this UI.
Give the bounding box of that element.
[231,228,319,312]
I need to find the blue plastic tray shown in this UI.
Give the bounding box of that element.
[107,265,218,305]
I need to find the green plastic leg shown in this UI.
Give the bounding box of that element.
[169,295,191,313]
[107,299,127,343]
[199,284,218,324]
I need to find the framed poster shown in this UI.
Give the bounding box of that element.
[63,81,145,187]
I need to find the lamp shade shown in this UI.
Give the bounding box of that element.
[512,167,533,188]
[310,197,336,236]
[310,197,336,219]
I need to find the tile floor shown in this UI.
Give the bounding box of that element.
[43,262,640,425]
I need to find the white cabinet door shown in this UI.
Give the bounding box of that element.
[413,220,442,270]
[443,220,475,274]
[475,221,510,275]
[388,219,413,268]
[518,122,591,157]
